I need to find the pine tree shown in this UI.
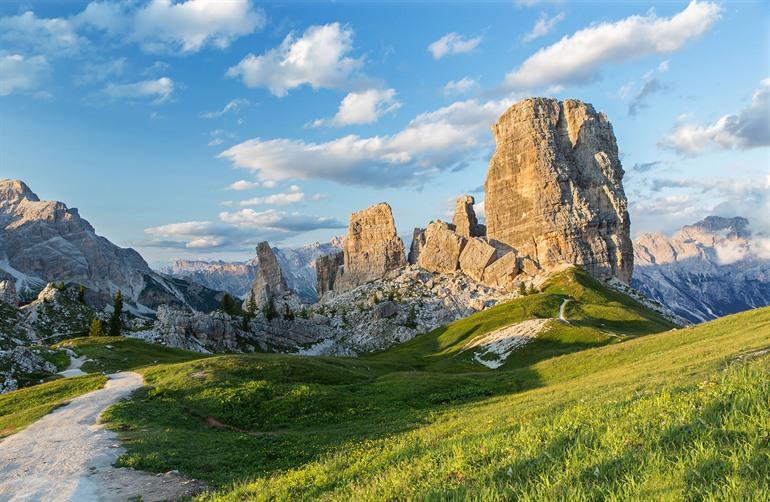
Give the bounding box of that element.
[88,318,104,337]
[527,284,538,295]
[108,290,123,337]
[78,285,86,304]
[283,303,294,321]
[264,295,277,321]
[518,282,527,296]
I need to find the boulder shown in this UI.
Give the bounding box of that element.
[484,98,633,283]
[481,252,520,291]
[418,221,467,273]
[459,238,497,282]
[452,195,485,238]
[334,203,406,292]
[373,300,399,320]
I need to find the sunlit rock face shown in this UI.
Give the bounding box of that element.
[484,98,633,283]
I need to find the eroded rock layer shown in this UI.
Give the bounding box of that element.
[484,98,633,283]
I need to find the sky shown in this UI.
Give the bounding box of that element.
[0,0,768,268]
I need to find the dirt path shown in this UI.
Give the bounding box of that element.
[559,298,572,323]
[0,372,205,502]
[57,349,88,378]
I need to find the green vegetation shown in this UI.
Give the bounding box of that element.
[0,374,107,437]
[38,347,71,371]
[90,267,768,500]
[108,291,123,337]
[88,318,104,337]
[55,337,204,373]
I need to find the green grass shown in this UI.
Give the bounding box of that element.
[93,267,769,500]
[55,336,205,373]
[0,374,107,437]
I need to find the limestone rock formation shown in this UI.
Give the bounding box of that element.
[316,251,343,296]
[459,238,497,282]
[245,242,290,309]
[452,195,485,238]
[331,203,406,292]
[481,252,520,290]
[407,228,426,265]
[484,98,633,283]
[417,221,467,274]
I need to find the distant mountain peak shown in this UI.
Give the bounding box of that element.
[684,215,750,238]
[0,179,40,204]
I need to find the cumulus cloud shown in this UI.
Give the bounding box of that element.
[523,12,565,43]
[144,208,344,250]
[428,32,482,59]
[219,96,519,187]
[631,160,662,173]
[504,1,720,89]
[0,53,51,96]
[0,10,85,56]
[201,98,250,119]
[75,58,126,85]
[102,77,175,103]
[658,79,770,155]
[218,209,344,231]
[227,23,363,97]
[226,180,261,191]
[444,77,479,96]
[628,75,667,117]
[311,88,400,127]
[77,0,265,53]
[237,186,305,206]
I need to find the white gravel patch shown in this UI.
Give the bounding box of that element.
[464,318,552,369]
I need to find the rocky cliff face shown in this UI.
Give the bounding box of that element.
[0,179,223,312]
[316,251,343,296]
[484,98,633,283]
[632,216,770,323]
[324,203,406,293]
[245,242,290,307]
[163,239,342,303]
[452,195,485,238]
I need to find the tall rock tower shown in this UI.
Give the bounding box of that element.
[484,98,633,283]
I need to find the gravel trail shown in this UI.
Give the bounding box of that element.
[0,372,204,502]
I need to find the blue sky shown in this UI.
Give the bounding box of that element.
[1,0,768,267]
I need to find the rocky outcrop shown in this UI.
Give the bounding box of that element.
[418,221,467,274]
[407,228,426,265]
[245,242,290,309]
[484,98,633,283]
[316,251,343,296]
[459,238,497,282]
[330,203,406,293]
[153,305,241,353]
[0,347,57,393]
[0,280,17,307]
[632,216,770,323]
[0,179,223,312]
[452,195,485,238]
[481,252,520,290]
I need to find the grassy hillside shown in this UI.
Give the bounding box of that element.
[93,267,768,500]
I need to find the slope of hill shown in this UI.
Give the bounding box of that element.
[0,179,224,312]
[67,270,768,500]
[633,216,770,323]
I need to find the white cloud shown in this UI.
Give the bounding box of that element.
[77,0,265,53]
[102,77,175,104]
[238,188,305,207]
[0,11,85,56]
[218,209,343,231]
[202,98,251,119]
[428,32,482,59]
[226,23,363,97]
[0,53,50,96]
[311,88,400,127]
[444,77,479,96]
[227,180,261,191]
[504,1,720,89]
[145,220,215,237]
[658,79,770,155]
[219,95,519,187]
[523,12,565,43]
